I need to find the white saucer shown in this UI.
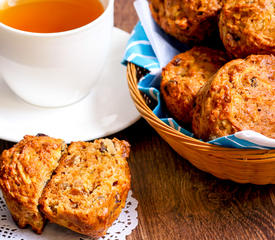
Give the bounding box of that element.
[0,27,140,143]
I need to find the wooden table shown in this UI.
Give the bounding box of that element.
[0,0,274,239]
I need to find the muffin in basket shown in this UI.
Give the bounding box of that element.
[39,138,131,238]
[219,0,275,58]
[0,135,66,233]
[149,0,223,44]
[192,54,275,141]
[161,46,228,124]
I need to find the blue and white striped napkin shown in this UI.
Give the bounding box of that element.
[122,0,275,149]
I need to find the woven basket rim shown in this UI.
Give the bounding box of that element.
[127,62,275,156]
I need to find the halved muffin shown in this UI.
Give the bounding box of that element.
[39,138,131,238]
[0,135,66,233]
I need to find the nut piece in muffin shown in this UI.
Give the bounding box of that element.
[0,135,66,233]
[161,46,228,124]
[39,138,131,238]
[192,54,275,141]
[149,0,223,44]
[219,0,275,58]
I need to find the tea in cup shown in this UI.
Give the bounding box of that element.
[0,0,114,107]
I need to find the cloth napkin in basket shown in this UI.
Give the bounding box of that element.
[122,0,275,149]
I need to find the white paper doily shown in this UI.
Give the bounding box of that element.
[0,190,138,240]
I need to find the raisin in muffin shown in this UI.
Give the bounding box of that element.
[39,138,131,238]
[192,54,275,141]
[0,135,66,233]
[149,0,223,44]
[161,46,228,124]
[219,0,275,58]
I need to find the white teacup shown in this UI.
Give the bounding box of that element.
[0,0,114,107]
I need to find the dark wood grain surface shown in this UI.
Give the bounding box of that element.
[0,0,274,239]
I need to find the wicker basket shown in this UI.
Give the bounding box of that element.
[127,62,275,185]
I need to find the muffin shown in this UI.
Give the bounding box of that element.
[39,138,131,238]
[161,46,228,124]
[149,0,223,44]
[192,54,275,141]
[0,135,66,233]
[219,0,275,58]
